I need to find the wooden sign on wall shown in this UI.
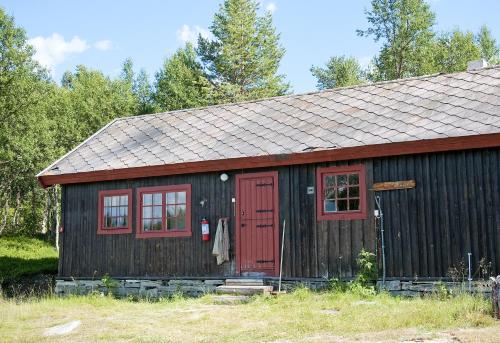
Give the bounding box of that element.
[372,180,416,191]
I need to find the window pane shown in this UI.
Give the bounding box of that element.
[166,217,173,230]
[142,219,152,231]
[111,196,119,206]
[117,216,125,227]
[143,194,152,206]
[337,186,347,199]
[176,191,186,204]
[119,206,127,216]
[324,188,335,199]
[104,207,112,217]
[337,200,348,211]
[176,204,186,216]
[111,217,117,227]
[349,199,360,211]
[337,174,347,186]
[122,216,128,227]
[153,206,162,218]
[152,219,162,231]
[325,175,335,187]
[166,192,176,204]
[349,173,359,185]
[324,199,336,213]
[349,186,359,197]
[104,196,112,206]
[177,214,186,230]
[166,205,176,217]
[111,207,118,217]
[142,206,152,219]
[105,216,112,227]
[153,193,162,205]
[120,195,128,206]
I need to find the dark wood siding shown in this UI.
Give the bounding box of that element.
[60,160,374,279]
[373,148,500,278]
[60,147,500,279]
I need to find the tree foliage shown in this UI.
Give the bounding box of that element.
[313,0,500,89]
[357,0,436,80]
[0,8,54,235]
[197,0,289,102]
[59,65,138,145]
[0,8,144,238]
[310,56,366,90]
[476,25,500,65]
[433,29,481,73]
[154,44,212,111]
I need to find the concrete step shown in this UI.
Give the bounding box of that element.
[224,278,264,286]
[216,285,273,295]
[212,295,250,304]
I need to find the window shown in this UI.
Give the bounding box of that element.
[136,184,192,238]
[316,165,367,220]
[98,189,132,234]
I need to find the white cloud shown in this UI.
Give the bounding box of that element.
[266,2,277,13]
[95,40,112,51]
[28,33,89,73]
[176,25,212,44]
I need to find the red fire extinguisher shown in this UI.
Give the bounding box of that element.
[201,218,210,241]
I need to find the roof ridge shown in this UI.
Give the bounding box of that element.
[112,65,500,123]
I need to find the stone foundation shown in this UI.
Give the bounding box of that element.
[55,278,493,299]
[377,280,492,297]
[55,279,224,298]
[266,279,328,291]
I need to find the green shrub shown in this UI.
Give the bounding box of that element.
[328,278,348,292]
[101,274,120,296]
[433,281,451,300]
[355,249,378,286]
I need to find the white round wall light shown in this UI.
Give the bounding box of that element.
[220,173,229,182]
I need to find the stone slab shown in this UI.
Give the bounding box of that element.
[212,295,250,304]
[168,280,204,286]
[225,279,264,286]
[377,280,401,291]
[216,285,273,295]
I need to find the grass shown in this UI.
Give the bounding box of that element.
[0,236,58,280]
[0,288,497,342]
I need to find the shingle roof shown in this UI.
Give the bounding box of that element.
[39,66,500,178]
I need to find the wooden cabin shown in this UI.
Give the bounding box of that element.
[38,66,500,283]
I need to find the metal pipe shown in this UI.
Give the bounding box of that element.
[375,195,386,287]
[468,252,472,292]
[278,219,286,293]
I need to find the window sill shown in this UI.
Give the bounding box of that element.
[317,211,367,221]
[135,230,192,238]
[97,227,132,235]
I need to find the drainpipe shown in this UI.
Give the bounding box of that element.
[468,252,472,292]
[375,195,386,288]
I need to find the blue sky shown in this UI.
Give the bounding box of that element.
[2,0,500,93]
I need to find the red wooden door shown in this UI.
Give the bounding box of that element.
[236,171,279,276]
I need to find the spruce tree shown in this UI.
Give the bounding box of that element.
[197,0,289,102]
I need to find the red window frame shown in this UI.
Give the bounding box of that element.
[316,164,367,221]
[97,189,133,235]
[136,184,192,238]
